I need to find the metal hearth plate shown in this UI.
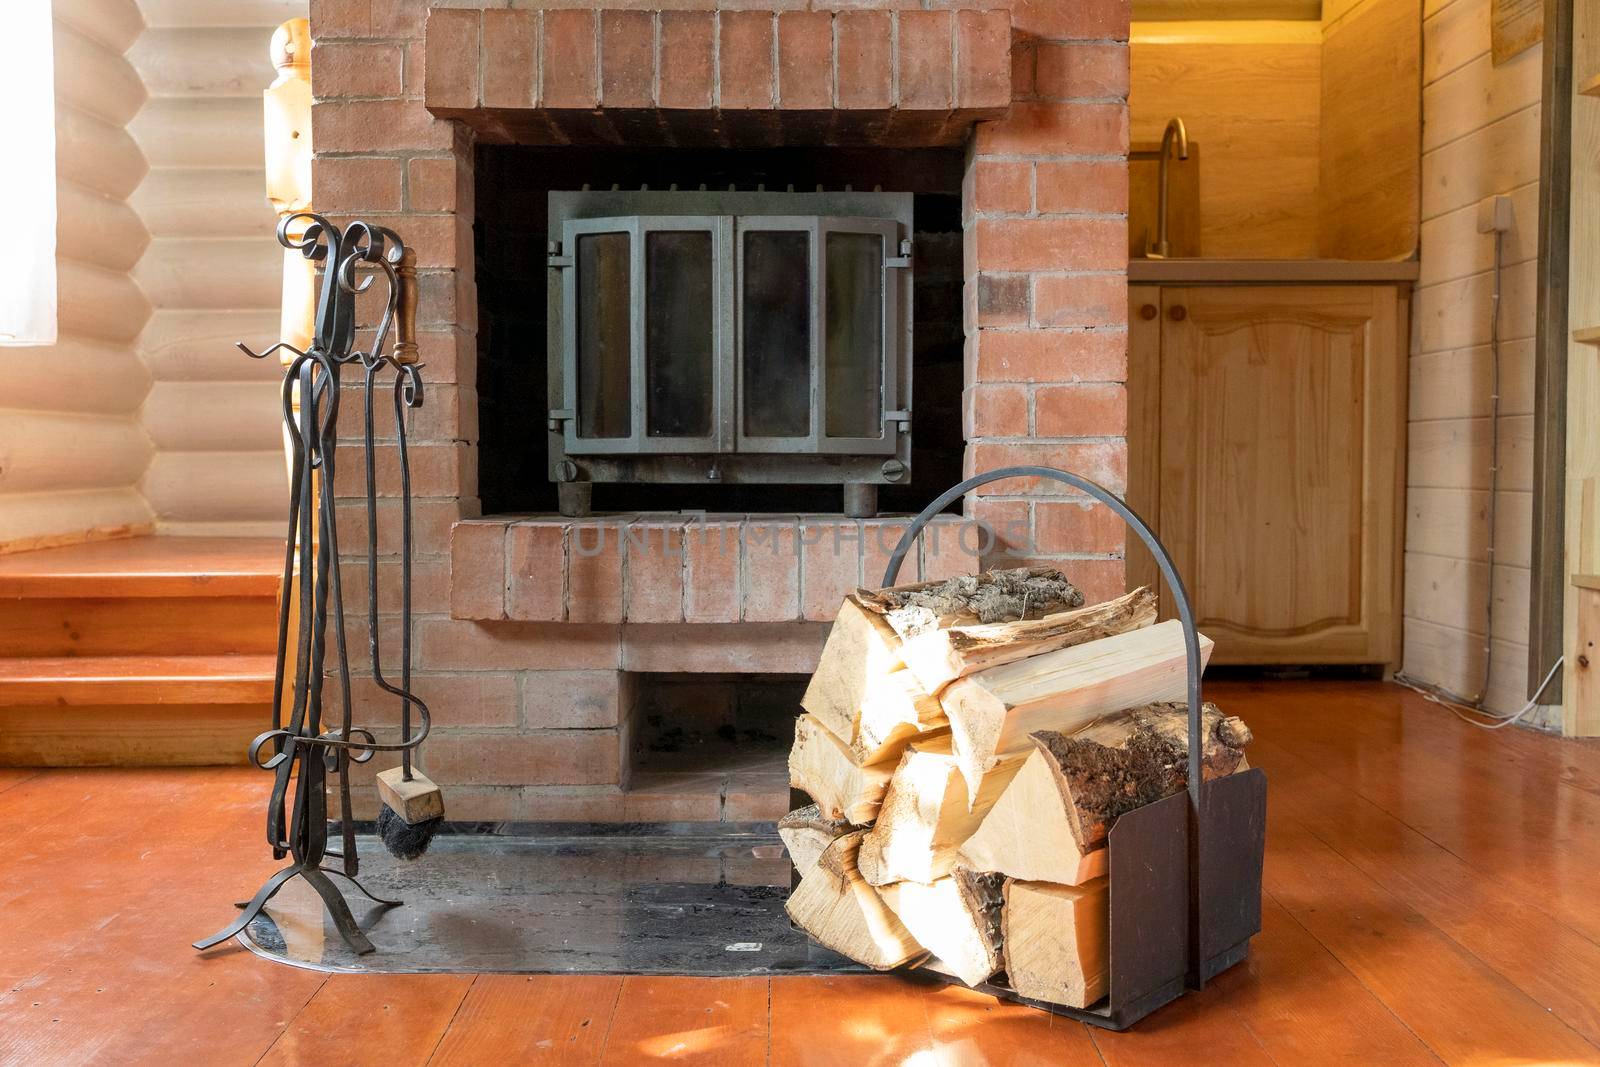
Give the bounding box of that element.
[238,825,869,977]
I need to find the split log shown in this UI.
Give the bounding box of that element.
[855,566,1085,637]
[784,831,925,970]
[940,619,1213,796]
[777,804,851,878]
[802,596,904,743]
[788,713,894,825]
[857,735,1027,886]
[848,668,949,766]
[878,868,1006,987]
[959,703,1251,884]
[898,587,1157,695]
[1002,878,1109,1009]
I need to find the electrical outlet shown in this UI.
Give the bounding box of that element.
[1477,194,1514,234]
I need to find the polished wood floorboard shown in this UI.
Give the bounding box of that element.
[2,681,1598,1065]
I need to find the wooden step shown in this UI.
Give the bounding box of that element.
[0,654,275,706]
[0,535,282,598]
[0,535,284,658]
[0,537,284,766]
[0,596,280,657]
[0,703,267,766]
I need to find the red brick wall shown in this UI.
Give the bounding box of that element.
[309,0,1130,819]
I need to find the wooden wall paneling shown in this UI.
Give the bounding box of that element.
[1156,285,1404,664]
[1129,23,1323,259]
[1528,0,1570,705]
[1318,0,1423,259]
[1129,145,1203,259]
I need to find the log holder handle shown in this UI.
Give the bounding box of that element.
[795,465,1268,1031]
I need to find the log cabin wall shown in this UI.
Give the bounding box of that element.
[127,0,302,535]
[1128,20,1323,258]
[1401,0,1544,719]
[0,0,155,553]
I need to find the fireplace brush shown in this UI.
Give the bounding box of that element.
[194,215,441,956]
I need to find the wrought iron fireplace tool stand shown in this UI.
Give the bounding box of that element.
[194,215,434,956]
[857,465,1267,1030]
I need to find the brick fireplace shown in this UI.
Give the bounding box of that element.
[310,0,1132,822]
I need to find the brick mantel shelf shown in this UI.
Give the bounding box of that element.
[424,6,1013,146]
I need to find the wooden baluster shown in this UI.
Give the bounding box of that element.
[264,18,314,734]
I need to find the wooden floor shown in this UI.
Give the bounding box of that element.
[3,680,1599,1065]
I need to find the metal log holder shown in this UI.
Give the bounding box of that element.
[797,465,1268,1031]
[194,216,432,956]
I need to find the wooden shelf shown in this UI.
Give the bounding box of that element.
[1574,326,1600,346]
[1582,71,1600,98]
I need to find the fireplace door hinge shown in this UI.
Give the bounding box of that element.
[886,238,913,269]
[886,410,912,433]
[547,241,573,269]
[548,408,573,431]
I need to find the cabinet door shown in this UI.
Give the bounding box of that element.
[1125,286,1164,598]
[1157,286,1403,664]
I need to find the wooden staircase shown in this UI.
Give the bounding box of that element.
[0,536,284,766]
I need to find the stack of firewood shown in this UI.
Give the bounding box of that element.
[782,567,1252,1008]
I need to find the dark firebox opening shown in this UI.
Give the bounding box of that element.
[475,145,967,516]
[628,672,806,781]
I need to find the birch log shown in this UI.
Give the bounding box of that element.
[878,868,1006,987]
[1002,878,1110,1008]
[784,831,925,970]
[939,620,1212,796]
[857,736,1027,886]
[959,703,1251,883]
[788,713,895,825]
[898,587,1157,694]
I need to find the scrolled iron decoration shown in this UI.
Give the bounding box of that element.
[195,216,432,955]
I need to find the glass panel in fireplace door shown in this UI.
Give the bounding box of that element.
[824,231,885,440]
[644,230,715,439]
[740,228,813,439]
[575,230,632,439]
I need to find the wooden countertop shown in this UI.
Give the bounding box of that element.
[1128,258,1421,283]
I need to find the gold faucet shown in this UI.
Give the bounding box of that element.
[1147,117,1189,259]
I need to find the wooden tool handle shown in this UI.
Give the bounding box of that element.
[393,247,419,365]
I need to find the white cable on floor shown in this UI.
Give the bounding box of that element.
[1395,654,1564,730]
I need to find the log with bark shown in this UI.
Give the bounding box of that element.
[1002,877,1109,1008]
[878,868,1006,987]
[854,566,1085,636]
[959,702,1252,883]
[939,619,1213,796]
[897,587,1157,695]
[856,735,1026,886]
[788,713,895,824]
[784,830,925,970]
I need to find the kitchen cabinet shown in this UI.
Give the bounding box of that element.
[1127,284,1406,665]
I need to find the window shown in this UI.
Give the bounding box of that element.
[547,190,912,494]
[0,0,56,347]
